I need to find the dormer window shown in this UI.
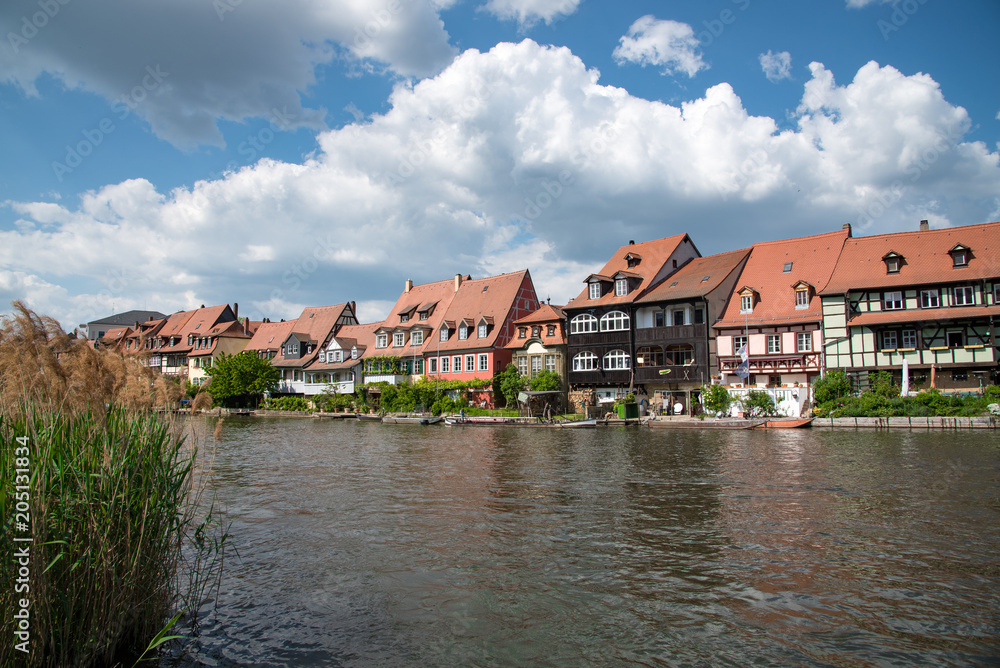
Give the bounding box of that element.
[411,330,424,346]
[400,314,409,323]
[949,244,971,267]
[393,332,405,347]
[625,252,641,269]
[615,278,628,297]
[518,327,527,339]
[351,347,358,360]
[478,323,487,338]
[740,295,753,314]
[795,289,808,308]
[440,327,449,342]
[547,325,556,336]
[318,351,326,363]
[589,282,601,300]
[376,333,388,349]
[532,326,540,338]
[419,312,428,321]
[883,251,903,274]
[459,324,468,340]
[334,350,343,362]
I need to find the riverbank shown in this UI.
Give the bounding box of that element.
[648,415,997,429]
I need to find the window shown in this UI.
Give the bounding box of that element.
[600,311,629,331]
[545,354,555,371]
[615,278,628,296]
[465,355,475,372]
[954,286,974,306]
[740,295,753,313]
[570,314,598,334]
[795,289,809,309]
[603,350,630,370]
[429,358,437,374]
[411,330,423,346]
[530,356,542,374]
[393,332,405,347]
[766,334,781,354]
[589,282,601,300]
[733,336,748,355]
[440,356,449,373]
[672,310,685,326]
[886,257,900,273]
[459,325,468,340]
[288,342,299,356]
[994,284,1000,305]
[478,354,489,372]
[440,327,449,342]
[517,356,528,375]
[572,352,598,371]
[783,262,793,273]
[883,291,904,310]
[478,323,488,338]
[532,326,540,338]
[796,332,812,352]
[768,375,781,387]
[518,327,527,339]
[882,330,898,349]
[952,250,968,267]
[351,348,358,360]
[376,333,388,349]
[419,311,428,321]
[694,308,704,325]
[453,356,462,373]
[902,329,917,348]
[400,314,409,323]
[665,344,694,365]
[635,346,663,367]
[547,325,555,337]
[654,311,664,327]
[920,289,939,308]
[947,331,964,348]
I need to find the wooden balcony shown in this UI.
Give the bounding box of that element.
[567,369,632,386]
[567,331,631,348]
[635,324,707,343]
[635,364,707,384]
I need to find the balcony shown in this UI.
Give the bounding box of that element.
[635,364,707,384]
[567,369,631,386]
[636,324,707,343]
[567,331,631,347]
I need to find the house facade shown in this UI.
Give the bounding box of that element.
[505,302,569,404]
[267,303,359,395]
[633,248,750,415]
[306,323,376,395]
[714,228,850,417]
[564,235,700,411]
[821,220,1000,392]
[187,319,257,385]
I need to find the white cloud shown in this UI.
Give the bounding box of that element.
[483,0,581,27]
[613,16,707,78]
[0,0,457,149]
[3,41,998,329]
[759,50,792,82]
[845,0,891,7]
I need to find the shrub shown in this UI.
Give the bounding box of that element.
[740,390,777,418]
[263,396,311,411]
[700,383,731,415]
[813,370,852,405]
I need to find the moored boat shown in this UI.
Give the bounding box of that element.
[382,415,443,425]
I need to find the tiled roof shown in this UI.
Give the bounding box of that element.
[436,271,532,353]
[637,248,750,303]
[271,304,353,368]
[308,322,377,371]
[244,320,296,352]
[159,304,236,355]
[847,305,999,327]
[565,234,694,310]
[715,229,849,328]
[88,310,166,327]
[822,222,1000,294]
[513,303,565,325]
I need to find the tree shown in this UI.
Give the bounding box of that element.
[528,370,562,392]
[813,370,851,405]
[700,383,732,415]
[497,363,526,408]
[204,351,279,408]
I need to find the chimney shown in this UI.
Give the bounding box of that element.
[454,273,462,292]
[405,279,413,293]
[233,302,238,319]
[842,223,852,237]
[919,219,929,231]
[629,240,634,245]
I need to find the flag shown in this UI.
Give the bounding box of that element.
[737,343,748,363]
[735,360,750,380]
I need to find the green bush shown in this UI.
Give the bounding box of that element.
[700,383,732,415]
[263,396,311,411]
[813,370,852,405]
[740,390,776,418]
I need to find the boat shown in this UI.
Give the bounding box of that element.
[444,416,597,428]
[381,415,443,425]
[557,418,597,428]
[753,418,814,429]
[356,413,382,422]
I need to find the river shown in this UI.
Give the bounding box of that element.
[166,417,1000,666]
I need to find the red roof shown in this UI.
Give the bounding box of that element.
[822,222,1000,294]
[437,271,534,353]
[505,304,567,349]
[565,234,696,310]
[309,322,377,371]
[715,229,849,328]
[847,305,999,327]
[245,320,296,353]
[637,248,750,303]
[513,303,565,325]
[271,304,353,368]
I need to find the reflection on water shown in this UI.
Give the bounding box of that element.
[168,419,1000,666]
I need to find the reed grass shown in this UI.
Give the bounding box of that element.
[0,302,228,666]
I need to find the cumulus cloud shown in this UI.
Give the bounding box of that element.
[3,41,998,329]
[0,0,456,149]
[613,16,707,78]
[483,0,581,27]
[759,50,792,82]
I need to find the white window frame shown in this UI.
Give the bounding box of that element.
[518,356,528,375]
[732,336,748,355]
[452,355,462,373]
[376,333,388,349]
[459,325,469,340]
[530,355,542,374]
[766,334,781,354]
[393,332,405,347]
[615,278,627,296]
[429,358,437,374]
[440,356,450,373]
[603,349,630,370]
[954,286,974,306]
[740,294,752,314]
[572,352,597,371]
[411,330,424,346]
[795,289,808,309]
[796,332,812,352]
[465,354,475,372]
[902,329,917,348]
[440,327,449,342]
[478,323,487,338]
[920,289,939,308]
[545,354,555,372]
[478,353,489,372]
[588,282,601,300]
[882,330,898,349]
[570,314,598,334]
[883,291,904,310]
[600,311,629,332]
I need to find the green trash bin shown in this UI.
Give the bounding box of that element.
[617,403,639,419]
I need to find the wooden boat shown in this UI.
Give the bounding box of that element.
[754,418,814,429]
[356,413,382,422]
[648,418,752,429]
[557,418,597,428]
[382,415,443,425]
[444,416,597,428]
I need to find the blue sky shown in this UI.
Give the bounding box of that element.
[1,0,998,329]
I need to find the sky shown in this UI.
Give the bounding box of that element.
[1,0,998,330]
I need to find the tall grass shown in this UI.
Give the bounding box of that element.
[0,302,228,666]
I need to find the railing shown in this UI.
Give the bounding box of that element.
[635,324,707,342]
[567,331,631,347]
[567,369,631,385]
[635,365,707,383]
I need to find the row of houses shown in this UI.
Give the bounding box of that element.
[86,219,1000,416]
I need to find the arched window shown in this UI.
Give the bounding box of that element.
[572,352,598,371]
[570,314,598,334]
[665,344,694,365]
[600,310,629,331]
[635,346,663,367]
[603,349,630,370]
